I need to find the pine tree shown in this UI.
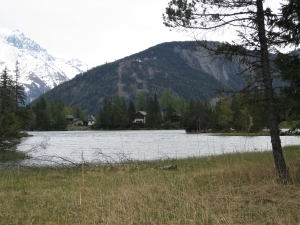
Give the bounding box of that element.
[0,67,14,113]
[146,93,161,128]
[128,100,136,123]
[33,95,51,130]
[13,61,26,109]
[99,97,112,129]
[215,97,234,131]
[0,64,29,151]
[163,0,295,183]
[74,105,85,120]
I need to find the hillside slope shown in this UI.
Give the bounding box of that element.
[44,41,246,115]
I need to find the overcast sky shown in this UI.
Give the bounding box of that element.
[0,0,281,68]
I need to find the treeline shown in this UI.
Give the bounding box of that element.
[30,95,86,131]
[2,62,298,136]
[93,89,292,132]
[96,93,162,129]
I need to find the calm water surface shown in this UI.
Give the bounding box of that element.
[17,130,300,166]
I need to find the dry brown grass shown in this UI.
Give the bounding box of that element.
[1,146,300,224]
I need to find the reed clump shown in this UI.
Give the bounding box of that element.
[0,149,27,161]
[1,146,300,224]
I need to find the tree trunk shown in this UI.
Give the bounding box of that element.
[256,0,292,184]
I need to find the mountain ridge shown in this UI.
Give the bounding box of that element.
[43,41,246,115]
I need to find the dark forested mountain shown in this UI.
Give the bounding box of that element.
[43,41,246,115]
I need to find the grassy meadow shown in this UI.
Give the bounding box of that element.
[1,146,300,224]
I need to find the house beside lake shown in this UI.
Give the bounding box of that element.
[66,115,96,130]
[170,114,183,123]
[134,111,147,124]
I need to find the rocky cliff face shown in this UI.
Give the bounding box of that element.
[172,43,245,88]
[0,28,87,103]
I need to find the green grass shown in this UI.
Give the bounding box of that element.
[0,150,28,161]
[0,146,300,224]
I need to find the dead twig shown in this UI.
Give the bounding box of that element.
[154,165,178,170]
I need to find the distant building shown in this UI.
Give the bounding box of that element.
[69,118,84,127]
[66,115,74,123]
[84,115,96,126]
[170,114,183,123]
[134,111,147,124]
[66,114,95,130]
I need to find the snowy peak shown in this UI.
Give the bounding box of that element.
[0,28,87,103]
[0,29,46,54]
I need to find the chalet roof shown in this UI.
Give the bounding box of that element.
[170,114,182,117]
[66,115,74,119]
[137,111,147,115]
[88,115,96,121]
[87,115,95,121]
[69,118,83,124]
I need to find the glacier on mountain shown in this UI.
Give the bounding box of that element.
[0,28,87,103]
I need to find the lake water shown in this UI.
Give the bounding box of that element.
[16,130,300,166]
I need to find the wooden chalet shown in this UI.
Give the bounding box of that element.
[66,115,74,123]
[66,114,95,130]
[69,118,84,127]
[83,115,96,126]
[170,114,183,123]
[134,111,147,124]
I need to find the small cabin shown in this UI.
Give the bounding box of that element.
[66,115,83,127]
[69,118,84,126]
[134,111,147,124]
[83,115,96,126]
[170,114,183,123]
[66,115,75,123]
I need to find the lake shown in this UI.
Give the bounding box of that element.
[16,130,300,166]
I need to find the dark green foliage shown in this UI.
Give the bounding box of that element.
[137,92,146,111]
[275,52,300,118]
[31,96,76,131]
[164,106,176,122]
[74,104,86,120]
[32,95,50,130]
[98,97,112,129]
[184,98,215,132]
[146,93,161,128]
[15,105,35,131]
[270,0,300,47]
[97,96,136,129]
[0,67,14,113]
[50,100,67,130]
[0,65,29,152]
[0,111,22,151]
[230,93,269,132]
[13,61,26,108]
[112,95,129,129]
[128,100,136,123]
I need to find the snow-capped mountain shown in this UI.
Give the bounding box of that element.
[0,28,87,103]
